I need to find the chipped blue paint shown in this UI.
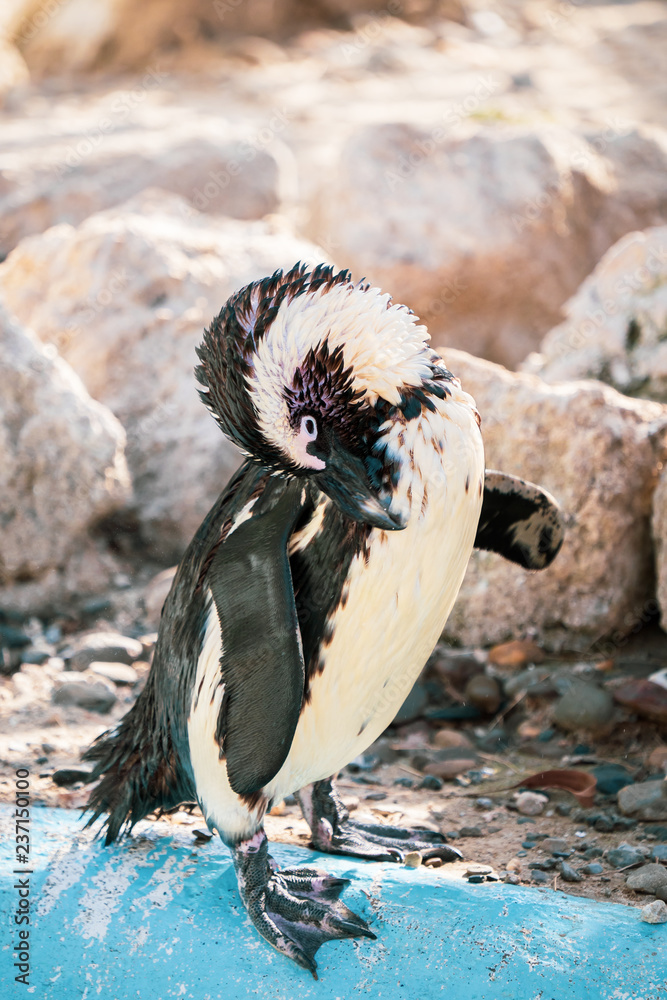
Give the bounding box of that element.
[1,807,664,999]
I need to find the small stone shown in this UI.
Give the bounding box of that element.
[404,851,422,868]
[193,829,212,842]
[424,857,443,868]
[63,632,144,672]
[393,683,429,725]
[592,764,635,796]
[581,863,604,875]
[459,826,483,837]
[394,776,414,788]
[626,864,667,894]
[88,661,139,686]
[475,798,493,809]
[424,758,475,780]
[465,864,493,876]
[467,874,486,883]
[645,825,667,841]
[516,817,536,825]
[521,841,537,850]
[647,746,667,772]
[444,830,460,839]
[506,858,522,872]
[20,649,50,665]
[640,900,667,924]
[607,843,646,868]
[618,780,667,821]
[517,850,528,857]
[366,791,387,801]
[503,873,521,885]
[614,680,667,725]
[504,668,554,699]
[583,846,604,860]
[595,816,616,833]
[432,728,473,750]
[541,838,568,855]
[515,791,548,816]
[529,859,558,871]
[419,775,444,791]
[559,862,583,882]
[650,845,667,862]
[52,768,93,787]
[464,674,501,714]
[52,680,117,713]
[553,680,614,734]
[488,639,545,668]
[531,870,550,884]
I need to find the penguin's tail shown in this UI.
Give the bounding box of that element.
[82,682,193,845]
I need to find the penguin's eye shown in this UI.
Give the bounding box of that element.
[301,415,318,440]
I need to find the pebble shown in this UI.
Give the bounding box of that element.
[647,746,667,772]
[531,870,550,884]
[606,843,647,869]
[419,775,444,791]
[51,768,94,787]
[640,900,667,924]
[556,803,573,816]
[459,826,483,837]
[515,791,548,816]
[618,780,667,821]
[553,680,614,734]
[365,791,387,801]
[529,859,558,871]
[432,728,473,750]
[506,858,522,872]
[582,846,604,860]
[650,845,667,862]
[464,674,501,714]
[521,841,536,850]
[581,863,604,875]
[541,837,568,855]
[516,817,536,825]
[394,777,413,788]
[424,758,475,780]
[404,851,422,868]
[52,680,117,713]
[20,649,50,665]
[614,679,667,725]
[467,874,486,883]
[592,764,635,796]
[626,864,667,894]
[559,861,583,882]
[465,864,492,876]
[424,857,443,868]
[475,798,493,809]
[444,830,460,839]
[63,632,144,672]
[393,683,429,725]
[89,661,139,686]
[488,639,544,668]
[503,873,521,885]
[504,668,554,699]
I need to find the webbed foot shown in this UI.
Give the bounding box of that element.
[296,777,462,863]
[232,830,375,978]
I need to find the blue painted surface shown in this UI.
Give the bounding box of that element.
[1,806,665,1000]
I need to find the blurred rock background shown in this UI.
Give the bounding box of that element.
[1,2,667,897]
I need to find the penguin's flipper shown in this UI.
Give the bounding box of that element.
[208,475,307,798]
[474,471,564,570]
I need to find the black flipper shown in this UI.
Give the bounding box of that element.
[474,471,564,570]
[209,475,307,797]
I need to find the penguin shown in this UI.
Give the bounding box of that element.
[84,263,564,977]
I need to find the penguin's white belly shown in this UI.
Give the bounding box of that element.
[268,397,484,801]
[188,394,484,841]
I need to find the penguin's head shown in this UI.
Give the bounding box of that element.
[196,263,437,530]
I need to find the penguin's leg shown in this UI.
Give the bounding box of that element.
[296,777,462,863]
[231,827,376,978]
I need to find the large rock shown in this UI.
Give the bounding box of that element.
[0,189,328,557]
[0,109,294,257]
[523,227,667,395]
[310,124,667,367]
[438,348,667,651]
[0,302,130,609]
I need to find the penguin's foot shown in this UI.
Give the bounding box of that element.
[232,829,375,978]
[296,777,462,863]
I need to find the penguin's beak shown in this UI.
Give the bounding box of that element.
[316,439,406,531]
